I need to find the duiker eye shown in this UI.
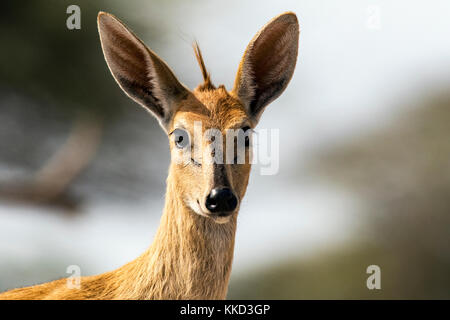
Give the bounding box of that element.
[242,126,251,147]
[173,129,190,149]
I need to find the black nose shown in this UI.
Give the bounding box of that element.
[205,188,238,214]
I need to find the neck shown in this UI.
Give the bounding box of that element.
[114,175,237,299]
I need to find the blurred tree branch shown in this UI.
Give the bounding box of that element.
[0,115,102,212]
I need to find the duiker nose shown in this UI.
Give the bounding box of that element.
[205,188,238,214]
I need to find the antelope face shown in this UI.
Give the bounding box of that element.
[98,11,299,224]
[167,88,253,223]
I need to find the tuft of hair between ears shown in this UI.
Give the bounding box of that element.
[193,42,216,91]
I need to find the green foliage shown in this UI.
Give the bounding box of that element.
[0,1,150,118]
[229,242,450,299]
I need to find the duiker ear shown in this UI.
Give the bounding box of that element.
[232,12,299,123]
[97,12,189,131]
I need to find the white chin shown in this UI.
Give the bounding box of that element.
[211,215,232,224]
[187,199,204,216]
[187,200,232,224]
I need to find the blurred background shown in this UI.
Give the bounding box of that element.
[1,0,450,299]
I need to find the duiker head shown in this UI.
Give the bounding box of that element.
[98,12,299,223]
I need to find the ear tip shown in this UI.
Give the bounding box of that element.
[285,12,299,21]
[97,11,108,20]
[277,11,300,28]
[282,11,298,19]
[97,11,117,27]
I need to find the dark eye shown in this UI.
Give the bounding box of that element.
[173,129,190,149]
[242,126,251,147]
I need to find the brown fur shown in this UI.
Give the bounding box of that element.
[0,11,299,300]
